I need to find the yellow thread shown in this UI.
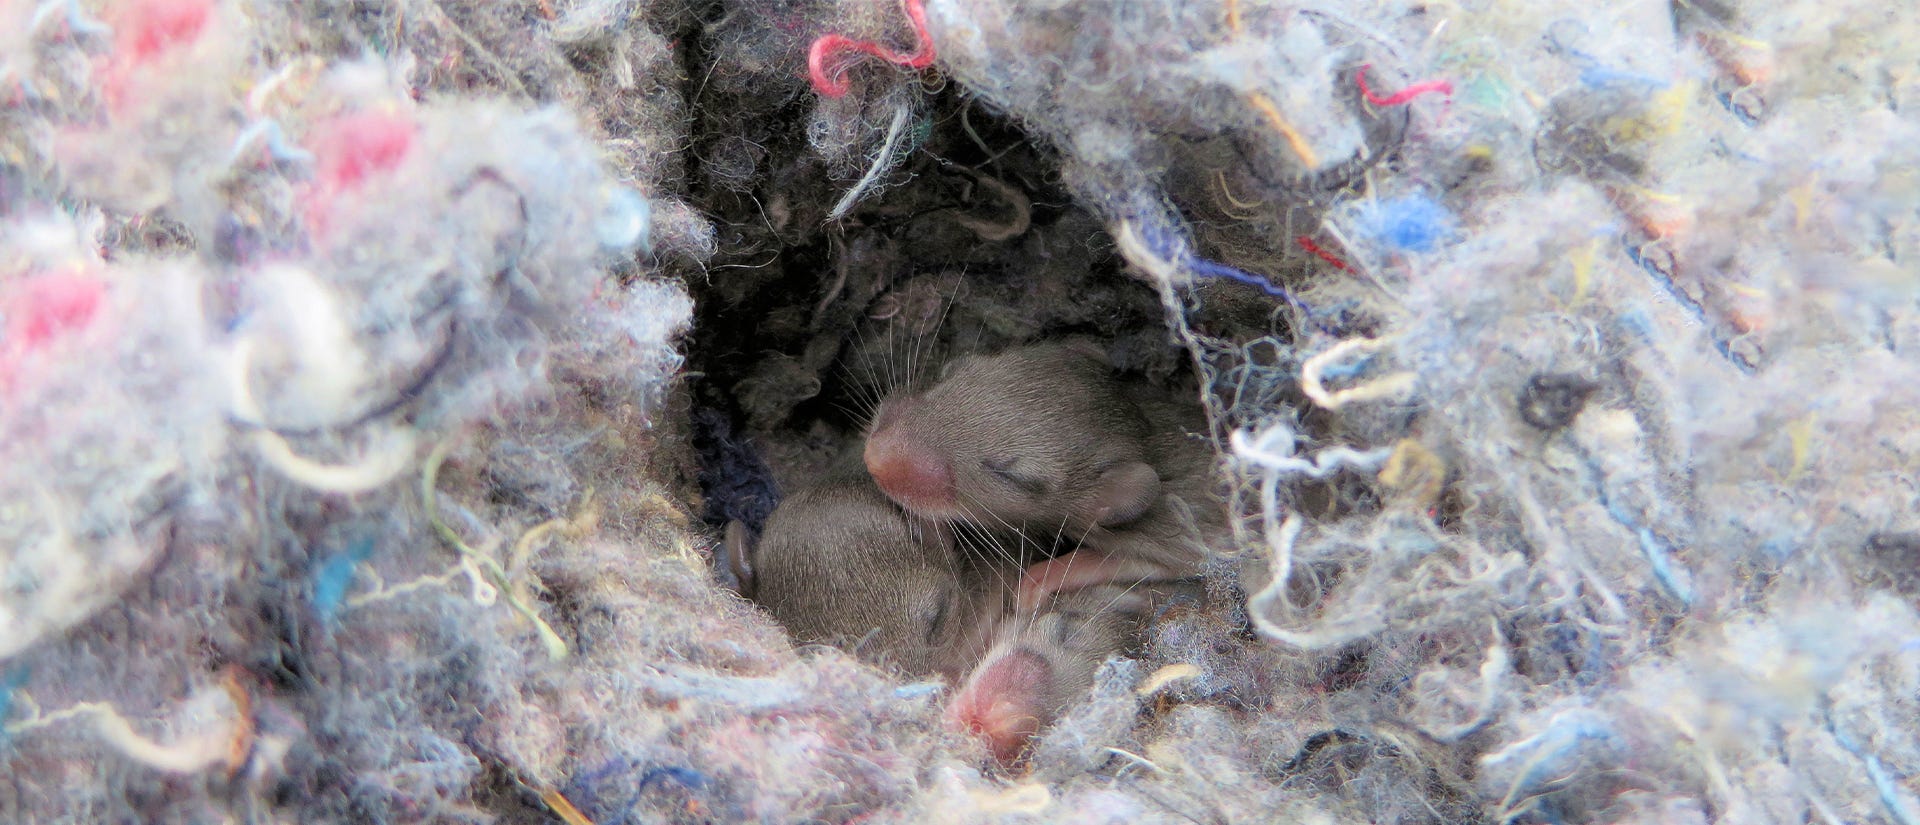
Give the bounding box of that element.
[1565,238,1600,308]
[1602,84,1691,145]
[1224,0,1243,34]
[423,437,570,660]
[540,788,597,825]
[1783,414,1814,485]
[1378,438,1446,508]
[1711,29,1772,51]
[1212,169,1265,217]
[1790,179,1816,231]
[510,487,599,573]
[1613,182,1685,204]
[344,563,466,607]
[1248,92,1322,170]
[1300,337,1417,410]
[971,783,1052,813]
[1105,746,1165,773]
[6,695,239,775]
[1137,663,1202,695]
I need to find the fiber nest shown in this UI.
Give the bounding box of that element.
[1,0,1916,823]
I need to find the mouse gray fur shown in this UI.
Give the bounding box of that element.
[728,472,1017,681]
[864,341,1226,589]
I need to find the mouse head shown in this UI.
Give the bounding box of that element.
[729,477,998,680]
[864,343,1162,537]
[943,583,1154,765]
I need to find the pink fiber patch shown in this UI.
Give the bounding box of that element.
[0,273,109,397]
[117,0,213,63]
[301,111,418,237]
[307,112,417,191]
[7,273,107,350]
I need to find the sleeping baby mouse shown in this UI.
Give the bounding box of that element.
[945,575,1206,764]
[727,472,1015,681]
[863,341,1225,590]
[863,341,1162,538]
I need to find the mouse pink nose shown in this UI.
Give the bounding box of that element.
[865,419,956,516]
[946,649,1051,764]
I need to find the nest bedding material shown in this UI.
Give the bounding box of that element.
[1,0,1917,823]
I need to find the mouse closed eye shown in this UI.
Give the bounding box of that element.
[980,456,1048,495]
[919,584,956,646]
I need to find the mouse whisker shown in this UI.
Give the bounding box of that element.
[954,491,1039,575]
[827,399,873,425]
[1064,576,1152,650]
[845,323,892,424]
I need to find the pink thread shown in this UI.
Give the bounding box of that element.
[1294,236,1352,272]
[1355,64,1453,107]
[808,0,936,98]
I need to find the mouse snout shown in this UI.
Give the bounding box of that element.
[945,648,1053,764]
[864,424,958,518]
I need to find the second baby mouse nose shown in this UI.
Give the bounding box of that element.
[864,427,957,515]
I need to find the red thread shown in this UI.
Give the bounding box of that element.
[1356,64,1453,107]
[808,0,936,98]
[1295,236,1352,272]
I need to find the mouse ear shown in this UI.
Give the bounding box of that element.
[723,521,757,598]
[1084,461,1160,527]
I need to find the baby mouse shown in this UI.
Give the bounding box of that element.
[945,575,1205,764]
[726,472,1012,681]
[864,341,1161,539]
[864,342,1223,588]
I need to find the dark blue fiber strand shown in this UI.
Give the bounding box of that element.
[1187,257,1303,305]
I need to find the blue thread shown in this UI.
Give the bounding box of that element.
[31,0,111,38]
[311,537,375,622]
[637,766,712,793]
[1619,234,1757,374]
[1483,709,1619,796]
[1758,536,1797,562]
[1129,212,1319,319]
[1546,19,1670,92]
[0,666,28,747]
[1578,65,1669,90]
[894,682,943,699]
[1636,527,1695,607]
[1575,446,1697,608]
[229,120,316,168]
[1825,704,1920,825]
[1312,351,1376,381]
[1713,87,1764,127]
[571,759,715,825]
[1355,195,1455,253]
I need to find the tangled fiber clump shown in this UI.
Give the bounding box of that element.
[2,0,1918,822]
